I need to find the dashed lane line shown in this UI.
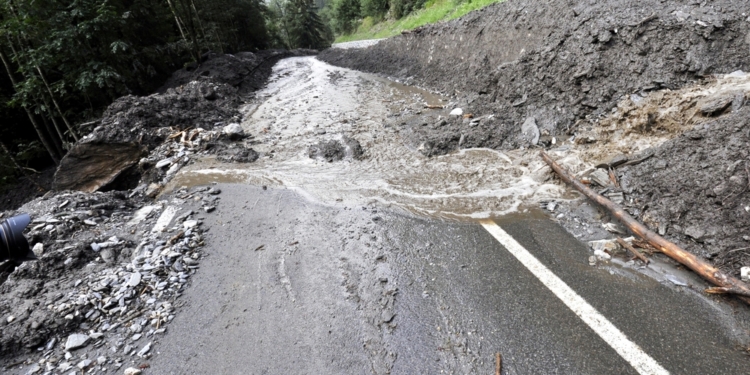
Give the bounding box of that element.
[480,220,669,375]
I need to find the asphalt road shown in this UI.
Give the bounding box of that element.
[148,184,750,374]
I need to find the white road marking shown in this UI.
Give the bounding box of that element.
[480,220,669,375]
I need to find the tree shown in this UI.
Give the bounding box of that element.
[331,0,360,34]
[284,0,333,49]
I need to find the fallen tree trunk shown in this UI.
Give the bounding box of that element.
[540,151,750,305]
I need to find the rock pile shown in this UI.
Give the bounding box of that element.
[0,185,222,373]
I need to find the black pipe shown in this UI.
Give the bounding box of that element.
[0,213,35,262]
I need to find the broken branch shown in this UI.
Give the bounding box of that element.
[616,237,649,265]
[705,287,750,298]
[495,353,502,375]
[541,151,750,304]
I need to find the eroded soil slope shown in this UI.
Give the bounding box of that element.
[320,0,750,152]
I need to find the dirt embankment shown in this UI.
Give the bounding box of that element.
[320,0,750,153]
[321,0,750,278]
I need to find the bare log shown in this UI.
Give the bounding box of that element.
[495,353,502,375]
[616,237,649,265]
[541,150,750,304]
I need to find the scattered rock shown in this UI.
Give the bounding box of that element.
[588,239,619,253]
[308,136,364,162]
[684,226,705,241]
[222,123,245,140]
[520,117,540,145]
[741,267,750,282]
[700,94,734,116]
[449,108,463,116]
[123,368,142,375]
[64,333,91,351]
[53,142,146,193]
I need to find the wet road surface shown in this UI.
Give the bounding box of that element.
[148,56,750,374]
[148,184,750,374]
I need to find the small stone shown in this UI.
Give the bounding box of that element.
[684,226,705,241]
[155,158,173,169]
[123,367,142,375]
[77,359,92,369]
[208,187,221,195]
[588,256,597,266]
[58,362,72,372]
[127,272,142,287]
[741,267,750,282]
[589,169,611,187]
[588,239,619,253]
[97,356,107,365]
[449,108,463,116]
[203,206,216,213]
[547,202,557,212]
[25,363,41,374]
[521,117,540,145]
[183,220,198,229]
[132,333,142,341]
[223,123,245,139]
[137,342,152,357]
[6,315,15,323]
[64,333,90,351]
[700,94,734,115]
[83,219,97,226]
[32,242,44,257]
[594,249,611,261]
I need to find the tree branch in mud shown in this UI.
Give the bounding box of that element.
[616,237,649,265]
[540,151,750,305]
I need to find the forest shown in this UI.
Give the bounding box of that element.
[0,0,331,187]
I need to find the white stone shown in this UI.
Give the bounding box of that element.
[127,272,142,287]
[449,108,463,116]
[741,267,750,282]
[183,220,198,229]
[155,158,173,169]
[123,367,142,375]
[64,333,90,351]
[594,249,611,261]
[32,243,44,257]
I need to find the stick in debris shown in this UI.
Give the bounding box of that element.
[495,352,502,375]
[616,237,650,265]
[540,151,750,304]
[424,104,445,109]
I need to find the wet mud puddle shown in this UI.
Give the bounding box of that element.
[168,56,567,220]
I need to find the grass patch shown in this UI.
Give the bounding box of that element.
[335,0,503,43]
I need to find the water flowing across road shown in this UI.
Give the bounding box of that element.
[167,56,566,220]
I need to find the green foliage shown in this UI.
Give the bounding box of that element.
[335,0,503,42]
[331,0,361,34]
[283,0,333,49]
[360,0,388,19]
[0,0,273,168]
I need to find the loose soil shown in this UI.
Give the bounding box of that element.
[320,0,750,277]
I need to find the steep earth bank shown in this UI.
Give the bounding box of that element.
[320,0,750,277]
[320,0,750,152]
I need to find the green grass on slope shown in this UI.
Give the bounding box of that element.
[335,0,504,43]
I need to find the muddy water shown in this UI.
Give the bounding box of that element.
[168,56,567,220]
